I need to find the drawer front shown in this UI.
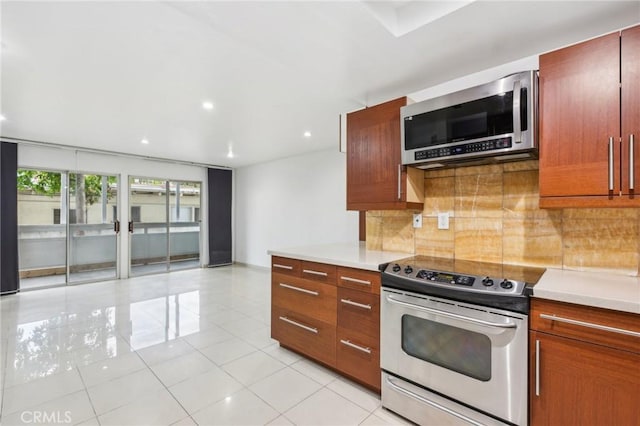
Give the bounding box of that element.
[272,256,301,277]
[301,261,337,284]
[531,299,640,354]
[336,327,380,391]
[272,274,336,325]
[337,266,380,294]
[272,306,336,366]
[337,288,379,339]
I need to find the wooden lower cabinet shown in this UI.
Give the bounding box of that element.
[336,327,380,389]
[271,306,336,366]
[530,299,640,425]
[272,273,337,325]
[271,256,382,392]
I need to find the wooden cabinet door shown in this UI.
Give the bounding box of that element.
[530,331,640,426]
[621,25,640,196]
[539,32,620,199]
[346,97,407,209]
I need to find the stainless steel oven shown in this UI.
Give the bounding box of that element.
[380,257,545,426]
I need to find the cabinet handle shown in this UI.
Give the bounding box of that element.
[340,339,371,354]
[397,164,402,200]
[279,283,318,296]
[273,263,293,270]
[540,313,640,337]
[513,79,522,144]
[608,137,614,191]
[340,276,371,286]
[279,316,318,334]
[630,134,635,191]
[535,339,541,397]
[302,269,328,277]
[340,298,372,310]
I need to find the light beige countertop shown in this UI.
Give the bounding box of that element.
[534,268,640,314]
[267,242,411,272]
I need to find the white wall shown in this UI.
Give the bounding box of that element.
[235,148,359,268]
[17,144,210,278]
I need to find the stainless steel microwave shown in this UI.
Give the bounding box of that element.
[401,70,538,169]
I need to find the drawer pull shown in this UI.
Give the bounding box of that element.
[273,263,294,270]
[279,316,318,334]
[340,276,371,286]
[340,339,371,354]
[540,313,640,337]
[279,283,319,296]
[340,298,372,310]
[303,269,328,277]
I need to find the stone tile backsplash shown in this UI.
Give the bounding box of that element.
[366,161,640,276]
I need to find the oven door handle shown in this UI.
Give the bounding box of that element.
[385,295,517,329]
[385,376,485,426]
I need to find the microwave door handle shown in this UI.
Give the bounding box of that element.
[512,80,522,144]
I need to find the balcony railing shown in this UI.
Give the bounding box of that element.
[18,222,200,277]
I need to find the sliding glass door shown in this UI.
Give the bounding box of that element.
[129,178,201,276]
[169,181,201,271]
[68,173,119,283]
[17,169,119,290]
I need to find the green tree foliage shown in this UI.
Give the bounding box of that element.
[16,170,62,195]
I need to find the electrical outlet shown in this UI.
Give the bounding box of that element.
[437,212,449,230]
[413,213,422,229]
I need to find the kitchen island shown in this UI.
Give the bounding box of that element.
[267,242,409,392]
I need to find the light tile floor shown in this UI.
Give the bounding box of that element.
[0,265,411,425]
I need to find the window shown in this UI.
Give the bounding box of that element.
[53,208,76,224]
[130,206,141,222]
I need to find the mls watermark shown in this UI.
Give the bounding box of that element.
[20,411,72,424]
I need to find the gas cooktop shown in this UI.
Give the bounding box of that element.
[381,256,546,314]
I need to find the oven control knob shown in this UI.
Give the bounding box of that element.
[482,277,494,286]
[392,264,401,272]
[416,270,428,279]
[404,266,413,274]
[500,279,514,289]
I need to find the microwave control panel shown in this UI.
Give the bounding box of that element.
[415,137,512,161]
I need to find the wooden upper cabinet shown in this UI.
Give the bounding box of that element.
[539,25,640,207]
[621,25,640,196]
[346,97,424,211]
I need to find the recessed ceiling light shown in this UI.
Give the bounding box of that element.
[0,114,6,121]
[141,138,149,145]
[202,101,214,111]
[303,131,312,138]
[227,143,235,158]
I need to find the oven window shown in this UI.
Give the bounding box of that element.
[401,314,491,381]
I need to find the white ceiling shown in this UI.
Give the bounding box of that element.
[1,1,639,168]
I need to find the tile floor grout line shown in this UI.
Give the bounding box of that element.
[75,364,101,426]
[134,343,194,424]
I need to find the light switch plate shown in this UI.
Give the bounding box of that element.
[437,212,449,230]
[413,213,422,229]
